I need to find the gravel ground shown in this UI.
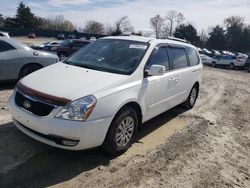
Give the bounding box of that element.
[0,66,250,188]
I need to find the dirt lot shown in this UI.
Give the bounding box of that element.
[0,67,250,188]
[12,36,60,45]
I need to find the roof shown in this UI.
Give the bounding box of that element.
[102,35,195,48]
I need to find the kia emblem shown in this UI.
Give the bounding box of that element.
[23,100,31,109]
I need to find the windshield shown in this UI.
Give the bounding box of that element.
[64,39,149,75]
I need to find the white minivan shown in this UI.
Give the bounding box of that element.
[9,36,202,155]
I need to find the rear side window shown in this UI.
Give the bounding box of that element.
[187,47,200,66]
[146,47,170,70]
[0,40,15,52]
[168,47,188,69]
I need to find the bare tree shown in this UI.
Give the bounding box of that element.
[105,23,115,35]
[165,10,185,36]
[39,15,75,31]
[84,20,105,34]
[150,14,165,39]
[114,16,134,35]
[0,14,4,28]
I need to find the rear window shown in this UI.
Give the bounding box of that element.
[187,47,200,66]
[168,47,188,69]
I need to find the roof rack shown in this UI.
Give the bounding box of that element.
[165,37,191,44]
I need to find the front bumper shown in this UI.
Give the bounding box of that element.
[8,94,113,150]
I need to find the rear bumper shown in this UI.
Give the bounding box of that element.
[9,94,113,150]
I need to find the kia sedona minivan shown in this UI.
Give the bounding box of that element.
[9,36,202,155]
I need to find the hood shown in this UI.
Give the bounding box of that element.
[20,63,128,100]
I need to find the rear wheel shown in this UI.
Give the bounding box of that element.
[102,106,138,155]
[228,63,235,70]
[183,85,199,109]
[19,64,42,79]
[58,52,68,61]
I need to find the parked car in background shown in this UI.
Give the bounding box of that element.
[28,33,36,38]
[56,39,90,60]
[0,37,59,81]
[0,31,10,38]
[245,56,250,72]
[57,34,65,40]
[67,34,76,39]
[200,54,214,65]
[43,41,61,51]
[9,36,202,155]
[212,55,246,69]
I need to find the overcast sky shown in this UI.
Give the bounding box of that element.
[1,0,250,32]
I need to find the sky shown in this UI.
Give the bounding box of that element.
[1,0,250,33]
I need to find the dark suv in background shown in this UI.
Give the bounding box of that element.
[56,39,90,60]
[245,56,250,72]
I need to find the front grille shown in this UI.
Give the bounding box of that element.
[15,90,55,116]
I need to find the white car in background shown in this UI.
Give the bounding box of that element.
[212,55,246,69]
[200,54,214,65]
[0,31,10,38]
[9,36,202,155]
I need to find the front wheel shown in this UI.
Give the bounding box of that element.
[211,62,216,67]
[183,85,199,109]
[102,106,138,155]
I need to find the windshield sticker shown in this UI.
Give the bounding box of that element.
[129,44,147,49]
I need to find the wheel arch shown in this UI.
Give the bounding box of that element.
[19,62,43,77]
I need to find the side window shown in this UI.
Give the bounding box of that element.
[168,47,188,69]
[146,47,170,70]
[187,47,200,66]
[0,41,15,52]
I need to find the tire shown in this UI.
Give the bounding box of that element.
[183,85,199,109]
[248,67,250,73]
[102,106,138,155]
[211,62,216,67]
[58,52,68,61]
[19,64,42,79]
[228,63,235,70]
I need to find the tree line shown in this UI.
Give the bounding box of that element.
[0,2,250,53]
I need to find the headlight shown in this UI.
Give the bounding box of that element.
[55,95,97,121]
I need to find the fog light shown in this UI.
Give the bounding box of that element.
[62,140,79,146]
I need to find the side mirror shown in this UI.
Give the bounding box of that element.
[147,65,166,76]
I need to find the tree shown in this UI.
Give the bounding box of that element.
[224,16,246,52]
[39,15,75,32]
[224,16,245,29]
[199,30,208,48]
[206,25,226,50]
[0,14,4,28]
[150,14,165,39]
[84,20,105,34]
[113,16,134,35]
[105,23,114,35]
[165,10,185,36]
[15,2,40,29]
[174,24,200,45]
